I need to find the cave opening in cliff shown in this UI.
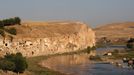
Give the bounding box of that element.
[5,43,8,46]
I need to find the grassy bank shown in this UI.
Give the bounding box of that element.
[27,55,66,75]
[107,50,134,59]
[27,48,94,75]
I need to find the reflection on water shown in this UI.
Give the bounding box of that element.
[41,53,90,69]
[40,53,134,75]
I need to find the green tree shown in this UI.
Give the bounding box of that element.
[0,17,19,44]
[0,52,28,73]
[2,19,11,25]
[86,46,91,53]
[14,17,21,25]
[127,43,134,49]
[2,17,21,26]
[0,59,15,72]
[4,53,15,61]
[9,18,16,25]
[0,20,4,29]
[127,38,134,49]
[13,53,28,73]
[86,46,96,54]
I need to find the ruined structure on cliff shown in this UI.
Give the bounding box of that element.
[0,21,95,57]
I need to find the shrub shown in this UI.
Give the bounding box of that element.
[13,53,28,73]
[4,53,16,61]
[0,59,15,72]
[86,46,96,54]
[1,17,21,26]
[2,18,15,25]
[0,21,4,29]
[14,17,21,25]
[126,38,134,49]
[86,46,91,53]
[92,46,96,50]
[0,52,28,73]
[127,43,134,49]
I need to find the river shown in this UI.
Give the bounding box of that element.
[40,46,134,75]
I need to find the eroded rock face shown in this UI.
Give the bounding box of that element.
[0,21,95,57]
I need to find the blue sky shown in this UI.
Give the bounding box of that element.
[0,0,134,27]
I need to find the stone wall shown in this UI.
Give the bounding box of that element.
[0,22,95,57]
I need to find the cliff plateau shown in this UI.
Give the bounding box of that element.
[0,21,95,57]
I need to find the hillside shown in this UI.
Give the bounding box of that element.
[0,21,95,57]
[94,22,134,42]
[5,21,86,38]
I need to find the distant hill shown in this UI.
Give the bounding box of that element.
[94,22,134,42]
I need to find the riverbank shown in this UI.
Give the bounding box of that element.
[27,48,95,75]
[34,50,134,75]
[98,49,134,69]
[27,55,66,75]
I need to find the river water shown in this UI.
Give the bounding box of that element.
[40,46,134,75]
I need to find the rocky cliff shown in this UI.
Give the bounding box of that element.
[0,21,95,57]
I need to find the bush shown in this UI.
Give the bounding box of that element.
[0,52,28,73]
[14,17,21,25]
[92,46,96,50]
[0,21,4,29]
[0,59,15,72]
[86,46,91,53]
[127,43,134,49]
[13,53,28,73]
[126,38,134,49]
[87,46,96,50]
[1,17,21,26]
[2,18,15,25]
[86,46,96,54]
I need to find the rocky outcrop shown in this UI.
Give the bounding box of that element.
[0,21,95,57]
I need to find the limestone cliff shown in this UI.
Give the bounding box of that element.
[0,21,95,57]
